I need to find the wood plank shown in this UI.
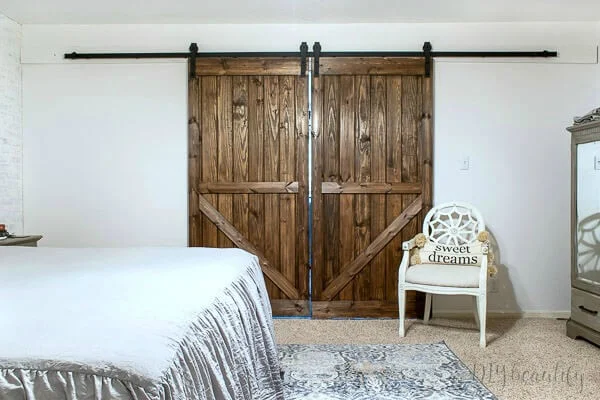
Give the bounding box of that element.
[247,76,267,293]
[370,75,387,301]
[188,75,202,247]
[401,75,421,270]
[295,76,310,299]
[199,181,299,193]
[311,76,325,299]
[422,75,433,212]
[198,194,300,299]
[354,75,371,302]
[323,76,340,297]
[338,75,355,301]
[264,75,281,299]
[401,75,424,318]
[322,195,422,301]
[385,76,403,302]
[217,76,234,247]
[195,58,301,76]
[318,57,425,76]
[270,300,310,317]
[200,76,219,247]
[312,300,419,318]
[321,182,420,194]
[232,76,249,246]
[279,75,297,295]
[401,76,420,185]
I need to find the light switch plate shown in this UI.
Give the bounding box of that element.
[460,156,470,170]
[595,155,600,170]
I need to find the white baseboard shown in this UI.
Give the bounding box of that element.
[433,310,570,319]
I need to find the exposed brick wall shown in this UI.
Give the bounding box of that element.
[0,14,22,234]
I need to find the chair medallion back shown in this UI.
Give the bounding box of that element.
[423,202,485,246]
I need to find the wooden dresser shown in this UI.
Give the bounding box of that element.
[0,235,43,247]
[566,119,600,346]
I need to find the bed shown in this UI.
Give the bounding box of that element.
[0,247,284,400]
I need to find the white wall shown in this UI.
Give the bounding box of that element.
[23,63,188,246]
[0,14,22,234]
[21,22,600,313]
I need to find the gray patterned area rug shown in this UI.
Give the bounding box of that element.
[278,342,496,400]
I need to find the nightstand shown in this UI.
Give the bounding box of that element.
[0,235,43,247]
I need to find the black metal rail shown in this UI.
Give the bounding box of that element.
[64,41,558,78]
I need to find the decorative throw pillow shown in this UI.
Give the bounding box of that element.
[416,241,488,266]
[407,230,497,276]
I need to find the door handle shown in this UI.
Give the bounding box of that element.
[579,305,598,316]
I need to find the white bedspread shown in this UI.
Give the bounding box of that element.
[0,247,283,400]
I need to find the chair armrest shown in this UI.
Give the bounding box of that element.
[398,250,411,284]
[478,247,489,291]
[402,238,416,251]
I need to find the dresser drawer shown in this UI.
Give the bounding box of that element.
[572,288,600,331]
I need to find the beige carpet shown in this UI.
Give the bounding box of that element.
[274,318,600,400]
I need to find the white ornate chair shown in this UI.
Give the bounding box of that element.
[398,202,489,347]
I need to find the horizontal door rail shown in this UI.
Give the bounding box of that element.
[197,181,421,194]
[198,182,299,194]
[321,182,421,194]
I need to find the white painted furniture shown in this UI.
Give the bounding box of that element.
[398,202,489,347]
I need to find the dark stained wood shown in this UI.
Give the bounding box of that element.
[248,76,266,287]
[271,300,309,316]
[217,76,234,248]
[199,182,299,193]
[318,57,425,76]
[370,75,387,301]
[321,195,422,301]
[200,76,218,247]
[402,75,426,319]
[310,66,430,317]
[264,76,281,299]
[421,75,433,212]
[232,76,249,245]
[312,300,419,318]
[190,68,309,316]
[197,194,299,300]
[311,76,325,299]
[195,58,301,76]
[354,75,371,302]
[401,76,420,185]
[189,57,431,318]
[188,76,202,246]
[279,75,296,295]
[385,76,403,302]
[322,182,421,194]
[295,76,310,299]
[339,76,355,300]
[323,76,340,297]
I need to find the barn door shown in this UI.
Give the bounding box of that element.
[311,57,433,318]
[188,58,310,316]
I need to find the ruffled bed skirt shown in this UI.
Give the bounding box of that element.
[1,259,284,400]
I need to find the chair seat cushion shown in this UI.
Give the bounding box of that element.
[405,264,481,288]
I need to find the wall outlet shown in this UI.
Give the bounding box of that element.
[460,156,470,170]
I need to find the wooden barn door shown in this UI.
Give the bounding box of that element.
[188,58,310,316]
[311,58,433,318]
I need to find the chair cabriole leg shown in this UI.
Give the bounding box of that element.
[424,293,432,324]
[398,288,406,337]
[477,294,487,348]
